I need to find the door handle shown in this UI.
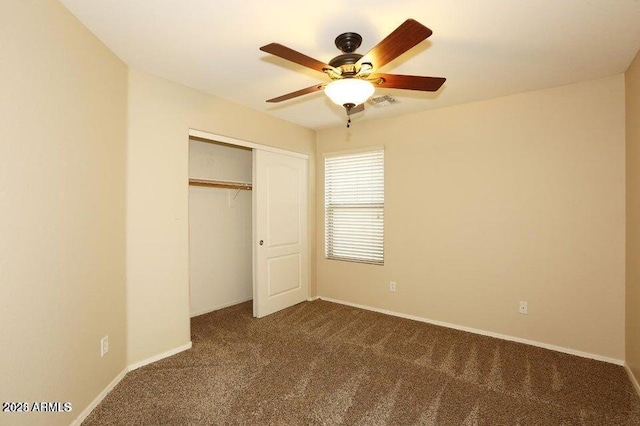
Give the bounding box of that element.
[259,240,264,246]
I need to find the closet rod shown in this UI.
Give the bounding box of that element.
[189,178,252,190]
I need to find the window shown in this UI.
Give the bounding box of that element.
[324,149,384,265]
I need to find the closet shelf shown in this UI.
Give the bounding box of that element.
[188,178,252,191]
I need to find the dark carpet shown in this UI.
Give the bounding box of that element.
[83,300,640,425]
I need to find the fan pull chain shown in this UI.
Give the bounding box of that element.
[347,117,351,128]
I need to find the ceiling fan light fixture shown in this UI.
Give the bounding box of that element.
[325,78,375,108]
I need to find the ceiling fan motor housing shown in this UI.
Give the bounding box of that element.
[329,32,364,73]
[329,53,363,69]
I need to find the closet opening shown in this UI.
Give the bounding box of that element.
[188,137,253,317]
[187,129,310,319]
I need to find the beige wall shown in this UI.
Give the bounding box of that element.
[189,140,252,316]
[627,50,640,385]
[0,1,127,425]
[317,75,626,360]
[127,69,316,365]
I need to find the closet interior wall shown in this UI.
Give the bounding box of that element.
[188,138,252,317]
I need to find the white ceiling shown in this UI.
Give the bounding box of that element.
[59,0,640,130]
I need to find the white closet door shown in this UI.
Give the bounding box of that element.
[253,149,308,318]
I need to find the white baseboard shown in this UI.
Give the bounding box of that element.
[70,368,127,426]
[190,297,253,318]
[318,296,624,366]
[626,363,640,397]
[128,341,193,371]
[307,296,320,302]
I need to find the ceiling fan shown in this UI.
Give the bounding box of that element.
[260,19,446,124]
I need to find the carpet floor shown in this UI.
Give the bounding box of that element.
[83,300,640,425]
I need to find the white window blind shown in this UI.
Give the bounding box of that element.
[325,149,384,265]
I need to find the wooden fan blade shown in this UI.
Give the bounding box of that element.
[266,84,324,103]
[347,103,365,116]
[260,43,332,73]
[357,19,432,70]
[372,73,446,91]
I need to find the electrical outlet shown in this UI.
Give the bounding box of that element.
[519,301,528,314]
[101,335,109,357]
[389,281,396,292]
